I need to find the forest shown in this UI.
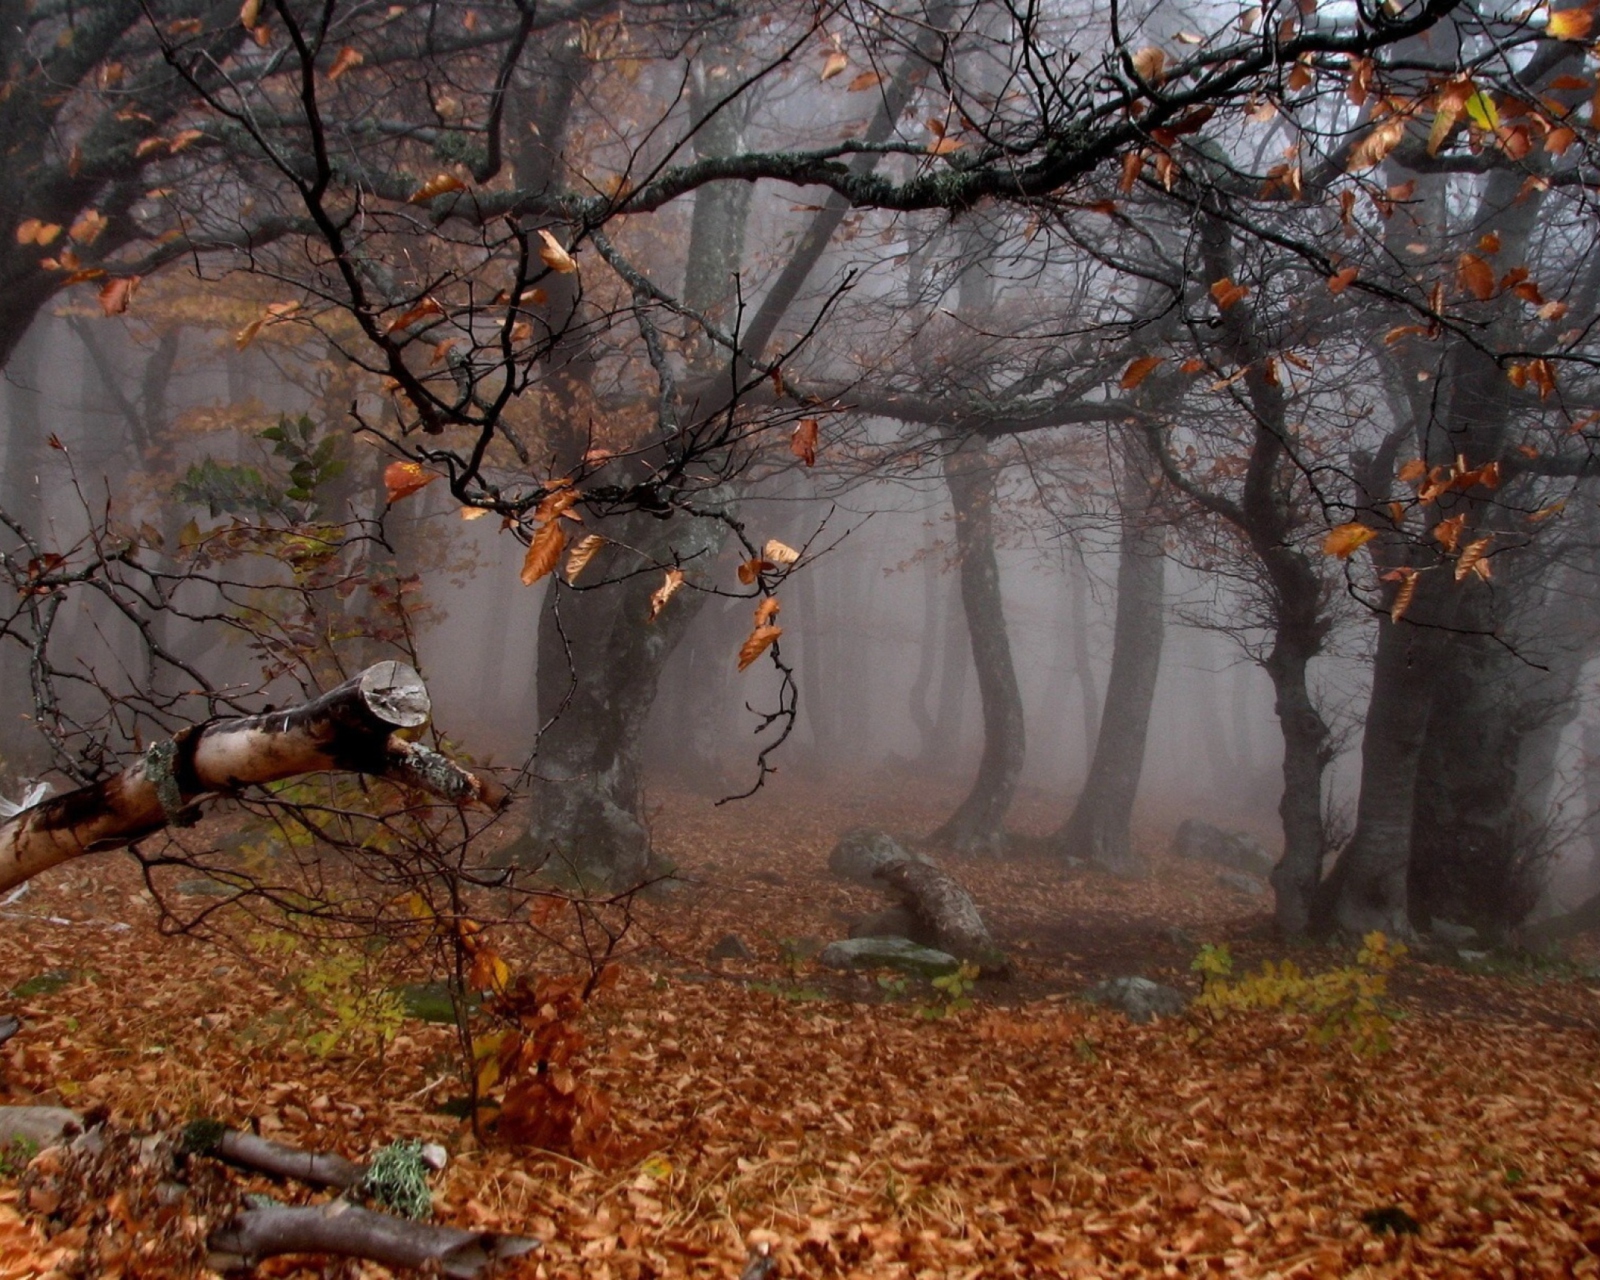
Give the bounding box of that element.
[1,0,1600,1274]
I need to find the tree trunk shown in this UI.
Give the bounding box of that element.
[1266,637,1332,933]
[1069,553,1100,765]
[0,662,501,893]
[1053,451,1165,876]
[510,509,728,889]
[931,441,1025,854]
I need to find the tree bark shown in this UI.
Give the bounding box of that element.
[1053,446,1165,876]
[0,661,502,893]
[930,441,1025,854]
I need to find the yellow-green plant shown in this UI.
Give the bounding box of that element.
[1191,933,1407,1055]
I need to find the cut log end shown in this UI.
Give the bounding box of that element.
[359,660,432,729]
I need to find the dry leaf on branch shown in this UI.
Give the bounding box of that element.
[407,172,466,203]
[520,521,568,586]
[791,419,819,466]
[98,275,140,316]
[1121,356,1163,389]
[383,460,436,504]
[763,540,800,566]
[328,46,363,80]
[737,624,783,671]
[648,568,685,621]
[1455,535,1492,581]
[565,534,606,582]
[737,558,776,585]
[820,50,849,80]
[1323,522,1376,558]
[538,229,578,273]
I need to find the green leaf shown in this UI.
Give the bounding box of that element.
[1464,91,1499,130]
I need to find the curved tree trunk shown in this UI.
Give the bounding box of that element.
[930,441,1025,854]
[1267,638,1332,933]
[1053,449,1165,876]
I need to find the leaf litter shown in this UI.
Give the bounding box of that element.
[0,770,1597,1277]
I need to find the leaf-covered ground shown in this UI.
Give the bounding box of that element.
[3,770,1600,1277]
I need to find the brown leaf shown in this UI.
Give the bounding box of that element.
[383,460,436,504]
[1455,536,1492,581]
[407,172,466,203]
[1457,252,1495,301]
[1432,513,1466,553]
[1118,150,1143,193]
[1328,267,1358,294]
[69,210,107,244]
[328,46,363,81]
[1130,46,1166,84]
[385,297,444,334]
[847,69,882,91]
[1323,522,1376,558]
[1388,568,1419,623]
[565,533,606,582]
[753,596,781,627]
[791,418,818,466]
[538,228,577,273]
[240,0,261,25]
[1121,355,1163,390]
[737,624,783,671]
[737,558,776,585]
[1210,278,1249,310]
[520,521,568,586]
[820,50,849,81]
[97,275,139,316]
[763,539,800,566]
[647,568,685,621]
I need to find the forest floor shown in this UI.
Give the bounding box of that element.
[2,768,1599,1277]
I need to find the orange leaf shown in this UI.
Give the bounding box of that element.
[1130,46,1166,83]
[1398,457,1428,484]
[753,596,780,627]
[68,210,107,244]
[385,297,444,334]
[1459,251,1491,300]
[564,533,605,582]
[328,46,363,80]
[168,128,204,153]
[1328,266,1358,294]
[240,0,261,24]
[927,135,963,155]
[1179,357,1206,374]
[97,275,139,316]
[1389,567,1419,623]
[520,520,567,586]
[1548,8,1593,39]
[1121,355,1163,389]
[737,558,775,585]
[383,460,436,504]
[1118,150,1143,193]
[537,228,577,273]
[1210,278,1248,310]
[737,623,783,671]
[847,69,882,91]
[647,568,685,621]
[1432,512,1465,553]
[791,418,819,466]
[408,172,466,203]
[1323,522,1376,558]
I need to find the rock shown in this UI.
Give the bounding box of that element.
[1216,870,1268,898]
[848,905,937,946]
[827,828,934,886]
[872,858,1009,975]
[707,933,753,962]
[1162,926,1197,950]
[1083,976,1188,1024]
[817,937,961,979]
[1429,918,1478,945]
[0,1106,82,1148]
[1172,819,1276,879]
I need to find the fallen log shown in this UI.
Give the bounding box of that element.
[187,1122,365,1189]
[0,661,506,894]
[872,857,1008,976]
[207,1200,538,1277]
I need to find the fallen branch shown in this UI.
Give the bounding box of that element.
[187,1122,364,1189]
[872,858,1009,976]
[0,661,507,893]
[207,1200,538,1277]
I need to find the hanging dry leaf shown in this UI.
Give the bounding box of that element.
[847,69,882,91]
[1328,267,1358,294]
[565,533,606,582]
[763,539,800,566]
[737,624,783,671]
[753,596,780,627]
[1130,47,1166,84]
[385,297,444,334]
[647,568,685,621]
[533,483,579,525]
[820,50,849,81]
[460,505,490,520]
[737,558,776,585]
[1210,278,1249,310]
[383,460,436,504]
[1455,536,1492,581]
[97,275,139,316]
[538,228,577,273]
[1457,252,1495,302]
[520,521,568,586]
[328,46,363,80]
[1387,567,1419,623]
[1120,356,1163,390]
[791,418,819,466]
[1398,458,1428,484]
[1432,513,1465,553]
[1323,522,1376,558]
[239,0,261,25]
[407,172,466,203]
[69,210,108,244]
[1347,116,1405,170]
